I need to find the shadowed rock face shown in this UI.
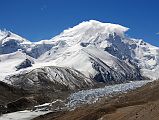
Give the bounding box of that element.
[0,81,26,104]
[0,66,96,114]
[26,44,54,59]
[89,52,143,84]
[7,97,36,113]
[0,39,22,54]
[0,81,27,114]
[15,59,32,70]
[8,66,95,92]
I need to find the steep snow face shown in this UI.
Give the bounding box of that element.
[25,43,54,58]
[0,51,35,81]
[37,20,143,82]
[101,35,159,79]
[0,30,31,54]
[0,30,54,58]
[38,20,159,80]
[134,40,159,79]
[40,45,141,83]
[0,30,30,44]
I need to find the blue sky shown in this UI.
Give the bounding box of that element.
[0,0,159,46]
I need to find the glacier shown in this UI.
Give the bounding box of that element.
[0,80,151,120]
[66,80,151,109]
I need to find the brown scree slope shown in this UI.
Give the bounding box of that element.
[33,80,159,120]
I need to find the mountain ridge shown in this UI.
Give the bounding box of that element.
[0,20,159,88]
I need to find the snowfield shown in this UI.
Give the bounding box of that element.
[0,110,50,120]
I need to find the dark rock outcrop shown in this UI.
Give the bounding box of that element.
[15,59,33,70]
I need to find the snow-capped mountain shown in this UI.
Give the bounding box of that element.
[38,20,159,80]
[0,30,30,54]
[0,29,30,44]
[0,30,54,58]
[0,20,159,89]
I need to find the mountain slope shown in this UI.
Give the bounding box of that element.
[0,30,31,54]
[0,51,35,81]
[33,80,159,120]
[0,30,54,58]
[7,66,94,91]
[40,45,142,83]
[38,20,159,80]
[0,20,159,86]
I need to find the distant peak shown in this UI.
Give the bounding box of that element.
[0,29,11,36]
[0,29,31,44]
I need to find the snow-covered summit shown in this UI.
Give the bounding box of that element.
[0,29,30,44]
[0,20,159,86]
[39,20,159,80]
[0,29,32,55]
[62,20,128,36]
[50,20,128,46]
[0,29,54,58]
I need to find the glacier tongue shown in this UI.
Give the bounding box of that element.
[0,80,151,120]
[66,80,151,109]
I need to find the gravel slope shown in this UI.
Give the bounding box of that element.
[33,80,159,120]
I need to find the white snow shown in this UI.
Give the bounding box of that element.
[0,110,50,120]
[37,20,159,80]
[0,20,159,84]
[0,51,34,83]
[50,20,128,46]
[34,103,51,108]
[33,99,64,111]
[0,29,30,44]
[1,20,159,120]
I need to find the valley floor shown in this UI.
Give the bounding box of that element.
[33,80,159,120]
[101,100,159,120]
[0,80,149,120]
